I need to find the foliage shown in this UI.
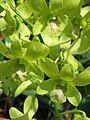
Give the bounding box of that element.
[0,0,90,119]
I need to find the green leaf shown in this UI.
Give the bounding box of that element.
[59,33,71,49]
[14,80,32,97]
[9,110,29,120]
[41,32,59,46]
[49,0,63,13]
[37,79,57,95]
[73,69,90,86]
[23,96,38,119]
[64,0,81,9]
[25,41,50,61]
[49,44,60,60]
[66,84,82,106]
[18,23,30,39]
[77,29,90,54]
[0,18,8,31]
[15,0,23,5]
[81,6,90,17]
[0,41,12,58]
[4,11,15,26]
[72,31,90,54]
[60,64,75,82]
[27,61,44,80]
[17,2,32,19]
[26,0,49,15]
[9,107,23,119]
[39,58,59,78]
[2,59,17,77]
[73,114,89,120]
[11,40,23,58]
[62,52,79,70]
[0,6,4,13]
[33,20,43,35]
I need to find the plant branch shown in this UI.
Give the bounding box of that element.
[58,109,86,117]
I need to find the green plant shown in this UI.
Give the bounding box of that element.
[0,0,90,119]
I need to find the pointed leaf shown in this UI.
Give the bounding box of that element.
[33,20,43,35]
[27,61,44,80]
[73,69,90,86]
[0,41,12,58]
[11,40,23,58]
[37,79,57,95]
[39,58,59,78]
[2,59,17,77]
[64,0,81,9]
[66,84,82,106]
[24,96,38,119]
[25,41,50,61]
[14,80,32,97]
[26,0,49,15]
[17,2,32,19]
[9,107,23,119]
[60,64,75,81]
[49,0,63,13]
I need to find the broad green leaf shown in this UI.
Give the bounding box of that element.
[18,23,30,39]
[73,114,89,120]
[39,58,59,78]
[70,38,81,54]
[41,32,59,46]
[9,107,23,119]
[33,20,43,35]
[49,44,60,60]
[4,11,15,26]
[81,11,90,29]
[58,0,82,20]
[11,40,23,58]
[78,36,90,54]
[14,80,32,97]
[59,16,73,36]
[49,0,63,13]
[62,52,79,70]
[50,88,66,103]
[23,96,38,118]
[64,0,81,9]
[26,0,49,15]
[9,107,28,120]
[2,59,17,77]
[0,41,12,58]
[73,69,90,86]
[59,33,71,49]
[66,84,82,106]
[60,64,75,81]
[0,18,8,31]
[71,29,90,54]
[17,2,32,19]
[25,41,50,61]
[81,6,90,17]
[27,61,44,80]
[37,79,57,95]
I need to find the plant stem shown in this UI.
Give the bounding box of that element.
[59,109,86,117]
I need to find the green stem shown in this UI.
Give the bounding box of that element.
[7,1,33,28]
[59,109,86,117]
